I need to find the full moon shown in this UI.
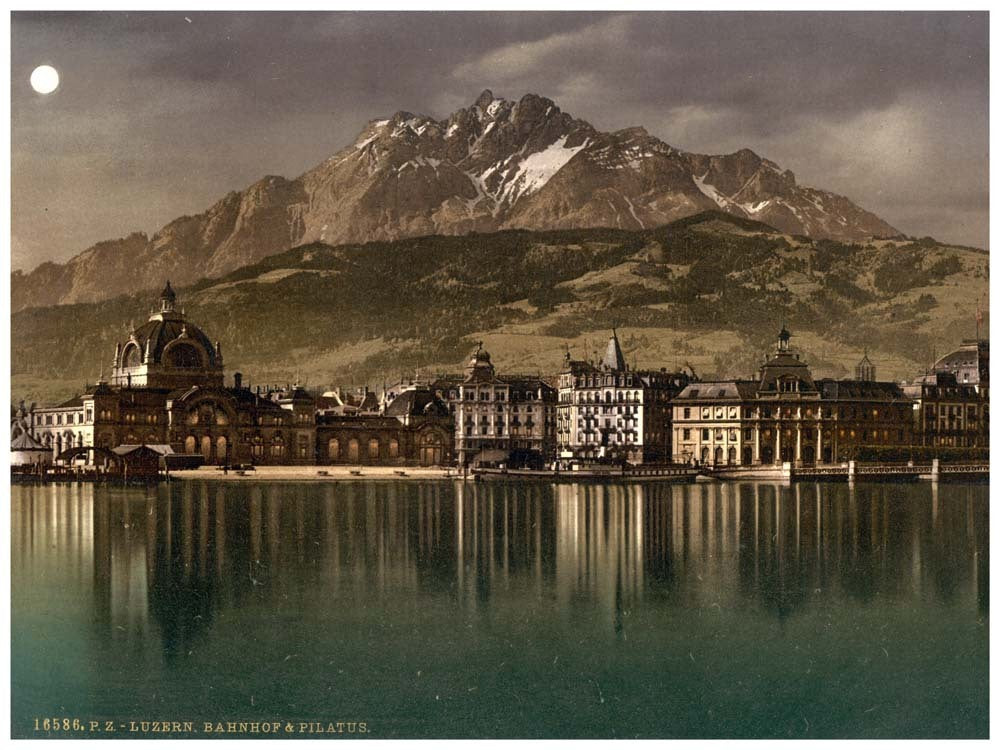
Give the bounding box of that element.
[30,65,59,94]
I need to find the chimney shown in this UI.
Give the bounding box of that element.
[234,372,243,390]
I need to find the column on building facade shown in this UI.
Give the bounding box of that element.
[754,417,761,466]
[774,421,781,465]
[795,423,802,465]
[816,414,824,465]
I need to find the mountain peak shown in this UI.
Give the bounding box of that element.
[12,90,903,311]
[474,89,495,110]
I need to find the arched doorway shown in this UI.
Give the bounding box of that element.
[328,438,340,461]
[270,437,284,460]
[389,439,399,459]
[700,447,709,464]
[419,432,444,466]
[714,446,723,465]
[347,438,360,463]
[201,435,212,461]
[802,445,815,464]
[216,435,228,464]
[185,435,197,454]
[761,446,774,464]
[368,438,380,461]
[727,446,736,465]
[743,446,753,465]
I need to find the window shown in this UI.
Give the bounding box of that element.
[701,429,709,440]
[683,429,691,440]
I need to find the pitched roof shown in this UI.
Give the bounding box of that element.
[818,379,908,401]
[601,331,627,371]
[676,381,757,400]
[384,389,449,418]
[112,444,175,456]
[757,352,818,393]
[11,430,46,450]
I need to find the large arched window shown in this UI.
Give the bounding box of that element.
[122,343,142,368]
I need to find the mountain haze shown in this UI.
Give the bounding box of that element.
[13,213,986,407]
[12,91,901,312]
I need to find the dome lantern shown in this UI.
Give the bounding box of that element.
[159,281,178,314]
[777,326,791,353]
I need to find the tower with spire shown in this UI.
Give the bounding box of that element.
[601,328,627,372]
[855,349,876,382]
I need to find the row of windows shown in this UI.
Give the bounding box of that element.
[458,404,541,414]
[328,437,400,460]
[37,411,85,426]
[573,404,640,415]
[681,426,907,442]
[678,404,908,421]
[123,413,160,424]
[925,405,981,418]
[460,389,550,402]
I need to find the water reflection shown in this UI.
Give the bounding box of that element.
[12,479,988,664]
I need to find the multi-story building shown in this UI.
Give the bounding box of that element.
[27,283,318,465]
[672,328,915,466]
[556,330,690,464]
[454,345,556,467]
[901,340,989,449]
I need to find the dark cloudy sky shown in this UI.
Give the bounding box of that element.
[11,11,989,271]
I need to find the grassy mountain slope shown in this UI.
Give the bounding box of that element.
[12,212,988,406]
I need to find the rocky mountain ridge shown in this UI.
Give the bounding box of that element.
[13,90,901,312]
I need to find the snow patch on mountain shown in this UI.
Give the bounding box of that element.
[498,136,590,205]
[743,200,771,214]
[693,173,736,210]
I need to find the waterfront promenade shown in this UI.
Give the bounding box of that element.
[169,465,455,481]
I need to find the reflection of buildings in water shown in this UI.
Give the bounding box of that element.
[11,479,988,660]
[554,483,646,634]
[453,482,553,609]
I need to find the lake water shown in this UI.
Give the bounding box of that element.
[10,479,988,739]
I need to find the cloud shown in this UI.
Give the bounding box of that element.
[453,14,632,83]
[10,11,989,269]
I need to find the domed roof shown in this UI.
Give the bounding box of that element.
[470,344,491,363]
[124,317,218,367]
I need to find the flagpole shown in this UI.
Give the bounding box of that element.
[976,295,983,342]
